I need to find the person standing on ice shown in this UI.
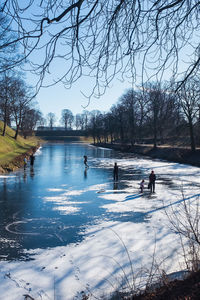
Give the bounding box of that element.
[149,170,156,193]
[140,179,145,193]
[30,153,35,166]
[113,162,119,181]
[83,155,89,168]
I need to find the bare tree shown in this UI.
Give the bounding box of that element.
[176,78,200,152]
[46,112,56,129]
[10,78,33,139]
[60,109,74,130]
[165,191,200,272]
[144,83,170,148]
[21,108,43,138]
[119,89,142,145]
[1,1,200,95]
[82,110,90,131]
[75,114,82,130]
[110,104,126,142]
[0,75,16,136]
[0,12,19,71]
[106,112,115,143]
[88,110,101,144]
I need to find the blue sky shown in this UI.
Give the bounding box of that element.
[6,0,198,127]
[34,75,131,125]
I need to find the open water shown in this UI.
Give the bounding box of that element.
[0,143,142,260]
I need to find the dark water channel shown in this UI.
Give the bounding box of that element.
[0,143,142,261]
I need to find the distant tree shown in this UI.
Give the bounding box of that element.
[0,75,18,136]
[176,78,200,152]
[46,112,56,129]
[75,113,85,130]
[106,112,115,143]
[38,114,46,127]
[82,110,90,131]
[75,114,82,130]
[21,108,43,138]
[95,113,104,143]
[60,109,74,130]
[144,83,167,148]
[110,103,126,142]
[101,113,110,143]
[88,110,101,144]
[157,88,181,144]
[119,89,142,145]
[10,78,33,139]
[134,90,149,141]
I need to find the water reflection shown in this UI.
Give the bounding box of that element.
[84,168,88,179]
[30,166,35,179]
[23,170,27,182]
[0,143,119,260]
[113,182,118,190]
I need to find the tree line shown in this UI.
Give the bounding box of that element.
[45,79,200,152]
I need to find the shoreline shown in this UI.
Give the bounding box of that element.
[1,141,200,174]
[0,145,40,174]
[93,143,200,167]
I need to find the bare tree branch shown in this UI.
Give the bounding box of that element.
[0,1,200,96]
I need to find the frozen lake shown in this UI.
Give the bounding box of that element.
[0,142,200,299]
[0,142,147,260]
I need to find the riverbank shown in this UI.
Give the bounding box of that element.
[94,142,200,299]
[0,121,42,173]
[0,144,40,174]
[94,143,200,167]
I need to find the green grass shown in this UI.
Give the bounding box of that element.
[0,121,40,167]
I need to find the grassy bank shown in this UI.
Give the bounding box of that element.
[35,135,94,142]
[0,121,41,173]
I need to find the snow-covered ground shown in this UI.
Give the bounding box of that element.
[0,156,200,300]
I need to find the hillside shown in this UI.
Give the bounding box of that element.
[0,121,41,173]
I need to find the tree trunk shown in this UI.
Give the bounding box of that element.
[2,109,7,136]
[2,121,6,136]
[110,133,113,143]
[188,118,196,152]
[14,124,19,140]
[153,119,157,149]
[120,125,124,142]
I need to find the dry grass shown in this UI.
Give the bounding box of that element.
[0,121,41,167]
[79,136,94,143]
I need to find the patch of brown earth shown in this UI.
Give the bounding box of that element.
[133,269,200,300]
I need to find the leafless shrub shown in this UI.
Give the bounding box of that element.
[165,189,200,272]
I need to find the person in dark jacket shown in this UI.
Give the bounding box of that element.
[83,155,89,168]
[113,162,119,181]
[30,154,35,166]
[149,170,156,193]
[140,179,145,193]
